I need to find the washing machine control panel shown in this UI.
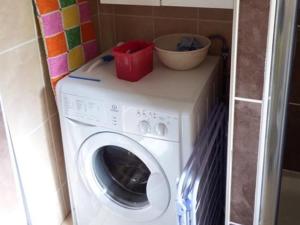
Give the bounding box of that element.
[123,107,179,142]
[62,94,179,142]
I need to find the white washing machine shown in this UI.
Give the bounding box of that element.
[56,54,220,225]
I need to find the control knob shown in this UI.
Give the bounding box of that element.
[139,120,151,134]
[155,123,168,136]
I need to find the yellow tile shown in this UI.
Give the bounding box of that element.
[62,5,80,29]
[68,46,84,71]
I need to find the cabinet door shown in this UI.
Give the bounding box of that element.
[100,0,160,6]
[161,0,233,9]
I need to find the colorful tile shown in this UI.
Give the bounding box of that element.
[35,0,59,15]
[47,54,69,78]
[33,0,99,90]
[45,33,67,57]
[79,2,91,23]
[83,41,99,61]
[59,0,76,8]
[41,12,64,37]
[68,46,84,71]
[66,26,81,49]
[62,5,80,29]
[81,22,96,42]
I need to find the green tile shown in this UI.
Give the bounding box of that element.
[59,0,76,8]
[66,27,81,50]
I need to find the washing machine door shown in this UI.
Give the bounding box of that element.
[77,132,171,222]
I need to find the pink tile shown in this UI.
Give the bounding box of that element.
[79,2,91,23]
[41,11,64,37]
[83,41,99,61]
[47,54,69,77]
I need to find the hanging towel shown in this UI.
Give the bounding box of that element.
[33,0,100,89]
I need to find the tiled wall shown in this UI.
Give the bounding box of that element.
[230,0,270,225]
[0,103,27,224]
[96,4,233,55]
[283,27,300,172]
[0,0,69,225]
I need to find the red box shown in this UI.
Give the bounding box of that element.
[112,41,154,82]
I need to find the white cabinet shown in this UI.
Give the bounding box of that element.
[161,0,233,9]
[100,0,160,6]
[100,0,233,9]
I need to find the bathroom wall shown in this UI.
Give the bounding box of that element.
[283,26,300,172]
[230,0,270,225]
[96,4,233,55]
[0,102,27,224]
[0,0,70,224]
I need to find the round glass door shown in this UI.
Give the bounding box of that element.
[93,145,151,209]
[77,132,171,222]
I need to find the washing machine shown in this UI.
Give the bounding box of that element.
[56,54,220,225]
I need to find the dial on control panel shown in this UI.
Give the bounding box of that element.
[139,120,151,134]
[155,123,168,136]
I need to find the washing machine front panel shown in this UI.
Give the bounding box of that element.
[77,132,171,222]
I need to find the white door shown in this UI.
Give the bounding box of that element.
[77,132,170,222]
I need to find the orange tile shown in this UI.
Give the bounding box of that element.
[46,33,68,57]
[36,0,59,15]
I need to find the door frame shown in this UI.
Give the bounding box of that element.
[253,0,298,224]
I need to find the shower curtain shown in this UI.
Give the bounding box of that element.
[33,0,100,89]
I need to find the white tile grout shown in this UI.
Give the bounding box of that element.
[0,38,37,56]
[235,97,263,104]
[225,0,240,224]
[289,102,300,106]
[230,222,243,225]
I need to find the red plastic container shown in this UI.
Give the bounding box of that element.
[112,41,154,82]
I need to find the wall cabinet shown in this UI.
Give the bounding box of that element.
[100,0,160,6]
[100,0,233,9]
[161,0,233,9]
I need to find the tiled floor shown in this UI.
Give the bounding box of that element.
[62,214,72,225]
[278,170,300,225]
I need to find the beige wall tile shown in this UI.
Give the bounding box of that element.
[198,8,233,21]
[0,107,27,225]
[154,6,198,18]
[49,115,68,187]
[99,14,117,52]
[198,20,232,54]
[115,5,153,16]
[92,15,101,50]
[231,101,261,225]
[0,41,48,141]
[0,0,36,52]
[99,4,115,14]
[154,18,197,38]
[115,16,154,42]
[14,121,65,225]
[88,0,99,15]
